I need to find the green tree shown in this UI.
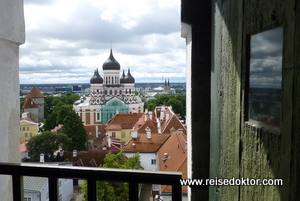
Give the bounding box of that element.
[156,94,171,105]
[166,98,184,117]
[62,108,87,151]
[81,152,140,201]
[26,131,71,162]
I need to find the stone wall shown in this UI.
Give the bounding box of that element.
[211,0,299,200]
[0,0,25,200]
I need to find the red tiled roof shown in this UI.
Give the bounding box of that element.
[56,149,120,166]
[20,142,28,153]
[157,130,187,193]
[85,124,106,139]
[96,136,122,151]
[26,86,44,98]
[123,133,170,153]
[22,97,38,109]
[106,113,143,131]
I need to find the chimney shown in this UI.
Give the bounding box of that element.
[166,113,170,122]
[131,130,138,139]
[108,136,111,147]
[72,150,77,162]
[149,111,153,120]
[178,129,183,135]
[22,112,28,118]
[59,150,64,157]
[160,107,165,120]
[40,153,44,163]
[146,127,151,140]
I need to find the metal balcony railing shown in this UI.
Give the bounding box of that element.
[0,162,182,201]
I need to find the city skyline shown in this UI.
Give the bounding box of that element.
[19,0,186,84]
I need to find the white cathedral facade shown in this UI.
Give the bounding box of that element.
[73,49,144,125]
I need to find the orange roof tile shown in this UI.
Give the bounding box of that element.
[20,142,28,153]
[157,130,187,193]
[22,97,38,109]
[106,113,143,131]
[84,124,106,139]
[26,86,44,98]
[123,133,170,153]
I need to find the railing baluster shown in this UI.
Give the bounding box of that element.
[48,177,58,201]
[0,163,182,201]
[172,181,182,201]
[129,181,139,201]
[12,175,23,201]
[88,178,97,201]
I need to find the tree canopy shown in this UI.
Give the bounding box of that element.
[81,151,141,201]
[144,94,186,118]
[26,131,71,162]
[62,108,87,151]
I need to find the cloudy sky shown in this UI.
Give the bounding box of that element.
[19,0,186,84]
[250,26,283,88]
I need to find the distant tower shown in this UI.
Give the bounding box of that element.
[164,79,171,93]
[22,86,44,122]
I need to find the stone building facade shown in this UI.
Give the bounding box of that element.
[73,49,144,125]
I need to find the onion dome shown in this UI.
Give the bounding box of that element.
[90,68,103,84]
[120,70,126,83]
[123,68,135,83]
[102,49,120,70]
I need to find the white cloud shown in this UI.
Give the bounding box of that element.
[20,0,185,84]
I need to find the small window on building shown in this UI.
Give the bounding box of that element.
[27,127,29,131]
[59,180,62,188]
[24,197,32,201]
[151,159,156,165]
[59,194,63,201]
[89,132,92,136]
[96,112,101,122]
[112,132,116,138]
[25,133,28,138]
[248,26,283,131]
[121,132,126,138]
[29,133,32,137]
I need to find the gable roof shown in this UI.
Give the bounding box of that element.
[22,96,38,109]
[96,136,122,151]
[155,106,187,134]
[106,113,143,131]
[123,133,170,153]
[24,176,48,192]
[157,130,187,193]
[132,113,158,134]
[26,86,44,98]
[20,117,39,125]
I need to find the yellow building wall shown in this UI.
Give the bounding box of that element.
[20,121,39,143]
[110,129,132,146]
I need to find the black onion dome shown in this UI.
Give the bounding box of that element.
[120,70,126,83]
[102,49,120,70]
[123,68,135,83]
[90,69,103,84]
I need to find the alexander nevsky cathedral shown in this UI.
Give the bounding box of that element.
[73,49,144,125]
